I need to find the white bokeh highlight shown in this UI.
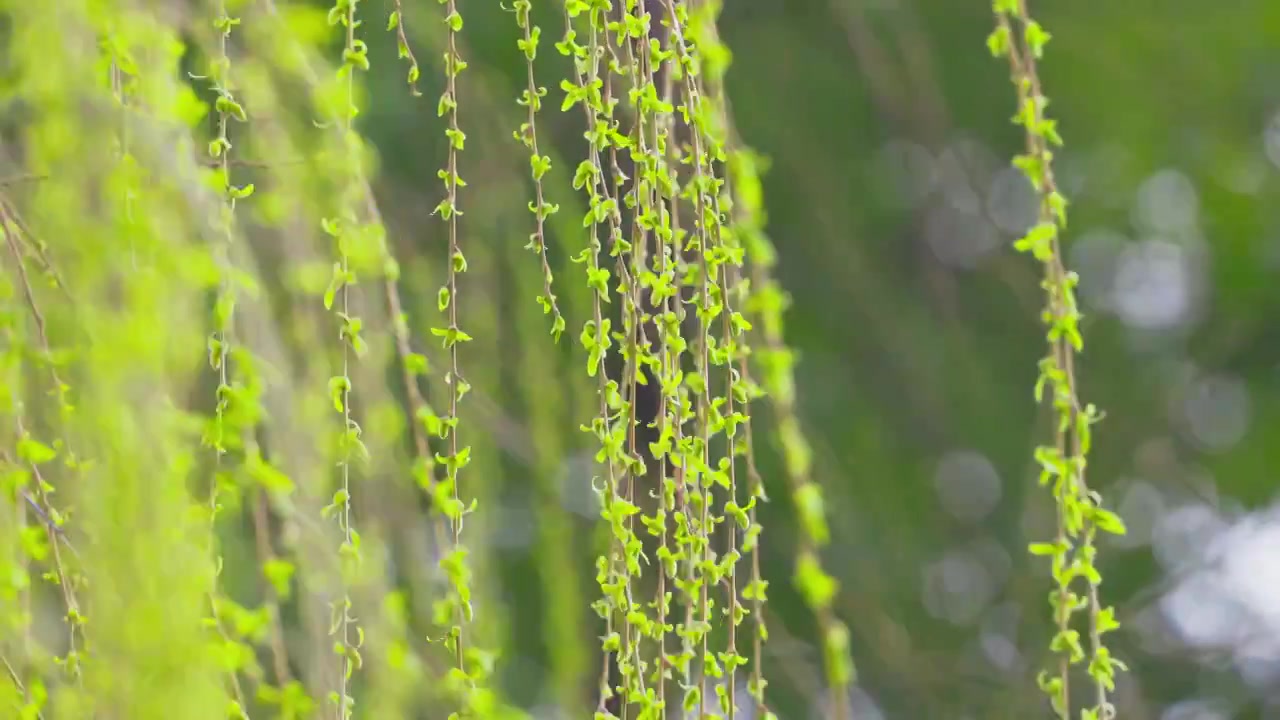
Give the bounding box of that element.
[933,449,1002,523]
[874,139,937,208]
[1180,374,1251,452]
[1111,238,1196,331]
[1154,503,1280,694]
[1132,169,1200,236]
[1112,480,1166,549]
[986,165,1038,236]
[923,203,1000,269]
[558,450,602,519]
[1161,699,1232,720]
[978,602,1023,673]
[935,137,999,216]
[1069,228,1127,310]
[921,547,998,626]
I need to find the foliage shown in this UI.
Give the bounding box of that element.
[0,0,1141,718]
[987,1,1125,717]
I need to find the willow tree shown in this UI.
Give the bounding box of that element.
[0,0,1120,718]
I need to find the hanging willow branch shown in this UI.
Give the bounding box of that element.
[0,0,886,717]
[987,2,1127,719]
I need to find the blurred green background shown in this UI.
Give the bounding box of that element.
[368,0,1280,716]
[408,0,1280,716]
[282,0,1280,712]
[6,0,1280,718]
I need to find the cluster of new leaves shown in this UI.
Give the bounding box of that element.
[319,1,380,717]
[200,2,261,715]
[688,5,856,717]
[422,0,504,716]
[988,1,1127,718]
[541,0,853,717]
[0,201,86,717]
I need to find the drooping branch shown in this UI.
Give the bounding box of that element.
[987,2,1127,718]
